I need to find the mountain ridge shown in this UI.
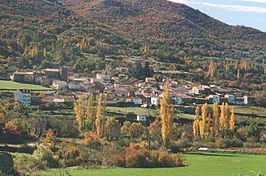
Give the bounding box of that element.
[63,0,266,62]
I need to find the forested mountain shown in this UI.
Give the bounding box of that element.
[64,0,266,63]
[0,0,266,73]
[0,0,139,71]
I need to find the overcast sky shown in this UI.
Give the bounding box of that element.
[169,0,266,32]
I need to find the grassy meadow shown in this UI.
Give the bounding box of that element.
[34,152,266,176]
[0,80,50,90]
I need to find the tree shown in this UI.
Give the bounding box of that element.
[0,112,7,125]
[199,120,204,139]
[86,92,95,130]
[129,123,144,139]
[40,60,52,69]
[212,103,219,136]
[229,108,235,130]
[246,123,261,140]
[43,47,47,58]
[143,62,153,78]
[201,103,208,138]
[31,45,38,59]
[219,103,226,129]
[74,97,86,131]
[104,118,121,141]
[96,93,105,136]
[160,83,174,147]
[208,61,217,78]
[237,69,241,79]
[132,62,144,80]
[193,106,200,138]
[206,113,211,135]
[44,130,56,145]
[121,121,131,137]
[148,119,162,143]
[143,45,149,53]
[224,103,230,129]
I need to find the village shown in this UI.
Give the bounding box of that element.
[0,66,257,123]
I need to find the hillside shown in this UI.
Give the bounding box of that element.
[0,0,139,73]
[0,0,265,75]
[63,0,266,63]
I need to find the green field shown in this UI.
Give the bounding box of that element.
[0,80,50,90]
[35,153,266,176]
[106,106,159,117]
[233,106,266,117]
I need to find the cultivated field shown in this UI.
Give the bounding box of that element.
[34,152,266,176]
[0,80,50,90]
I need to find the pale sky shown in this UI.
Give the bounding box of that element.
[169,0,266,32]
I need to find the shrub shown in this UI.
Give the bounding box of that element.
[206,142,216,148]
[246,123,261,140]
[43,130,56,145]
[5,119,27,135]
[215,138,228,148]
[215,138,243,148]
[33,144,54,167]
[158,151,183,167]
[83,132,101,148]
[236,127,247,141]
[57,144,83,167]
[110,154,125,167]
[244,142,266,148]
[125,148,147,168]
[192,141,206,149]
[172,139,192,152]
[120,146,185,168]
[260,132,266,143]
[229,139,243,148]
[14,154,44,174]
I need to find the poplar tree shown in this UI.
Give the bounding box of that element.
[237,69,241,79]
[96,93,104,136]
[31,46,38,59]
[201,103,208,137]
[220,103,226,129]
[207,113,211,135]
[86,92,95,129]
[208,61,217,78]
[74,97,86,130]
[225,103,230,129]
[43,47,47,58]
[199,121,204,139]
[193,106,200,138]
[212,103,219,136]
[229,108,235,130]
[160,83,174,147]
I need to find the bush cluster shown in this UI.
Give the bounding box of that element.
[110,144,184,168]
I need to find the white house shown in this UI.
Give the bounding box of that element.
[96,74,111,81]
[225,94,235,104]
[90,78,101,84]
[151,96,160,106]
[52,80,68,90]
[208,95,220,104]
[68,81,87,91]
[172,96,182,105]
[137,115,147,122]
[14,89,31,105]
[132,98,143,105]
[190,85,211,95]
[243,95,248,105]
[145,77,156,82]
